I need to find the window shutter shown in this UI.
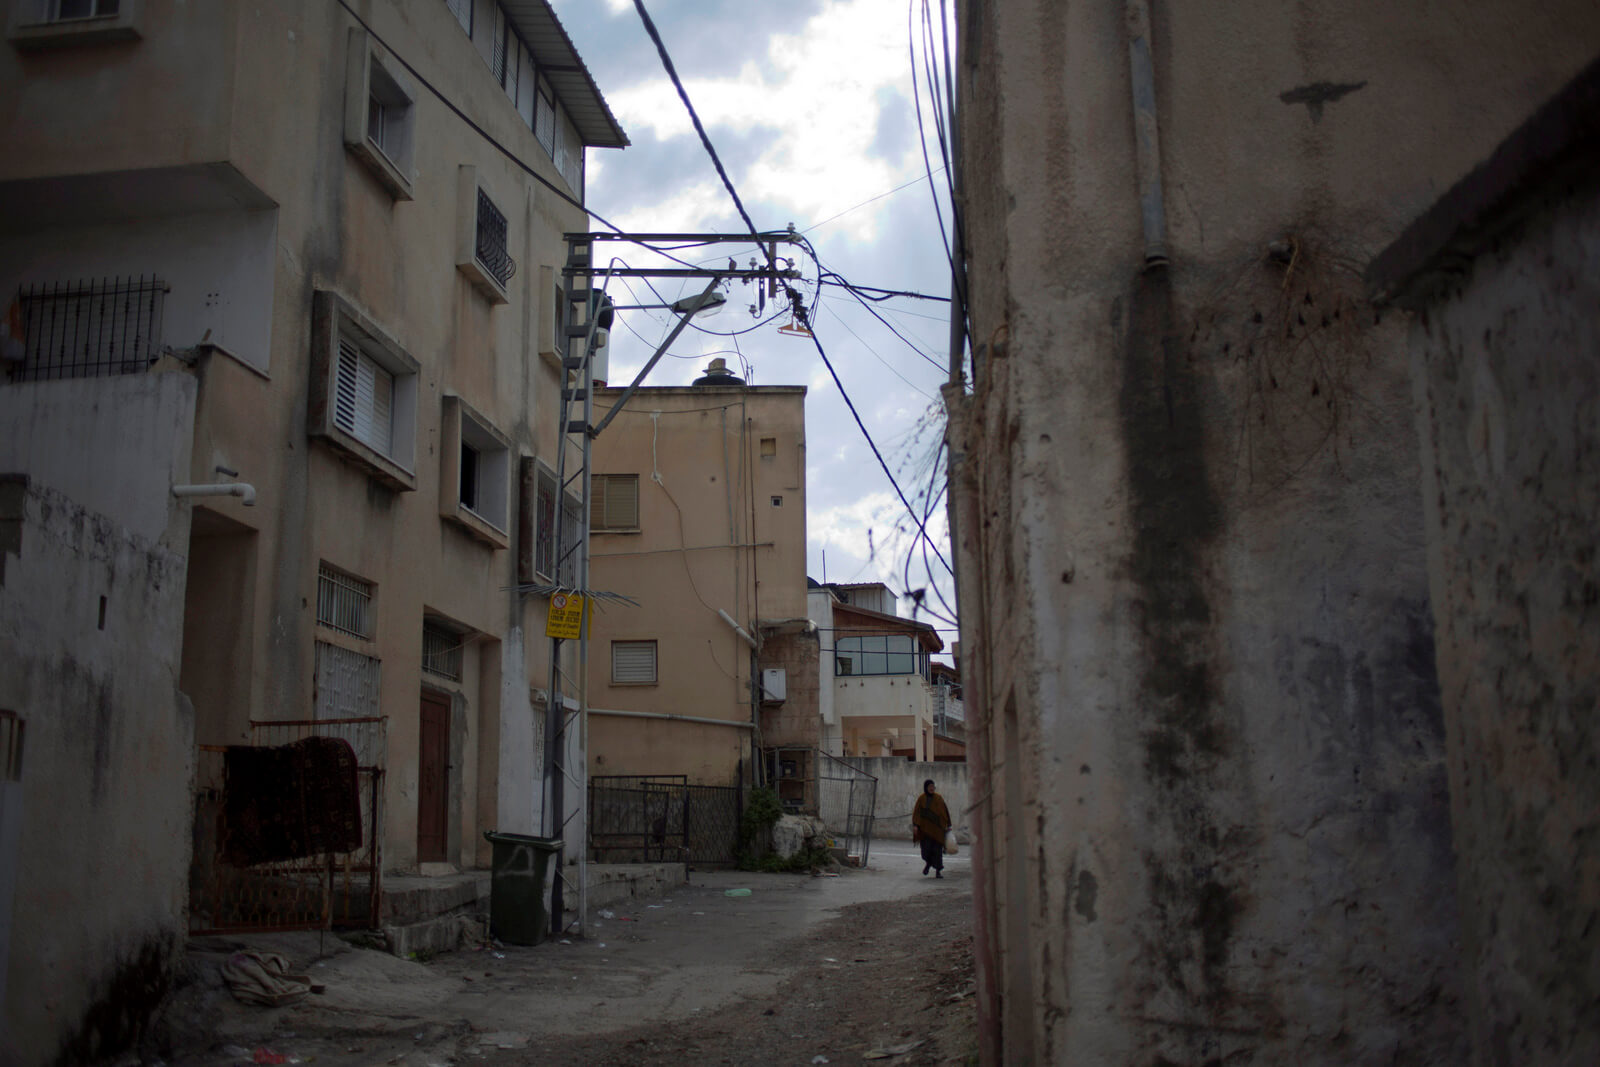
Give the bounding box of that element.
[335,339,361,436]
[593,474,639,530]
[336,339,393,456]
[612,641,657,684]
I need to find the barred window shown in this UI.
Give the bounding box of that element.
[314,640,381,718]
[6,276,166,383]
[475,188,515,289]
[422,621,463,681]
[317,563,374,638]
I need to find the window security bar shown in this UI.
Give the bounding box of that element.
[475,189,516,288]
[8,275,167,383]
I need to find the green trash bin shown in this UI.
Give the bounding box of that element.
[482,831,562,946]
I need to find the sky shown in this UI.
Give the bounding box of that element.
[551,0,962,639]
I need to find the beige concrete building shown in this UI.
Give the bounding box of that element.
[0,0,622,1059]
[585,372,812,787]
[808,581,944,760]
[949,1,1600,1063]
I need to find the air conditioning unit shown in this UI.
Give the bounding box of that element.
[761,668,786,705]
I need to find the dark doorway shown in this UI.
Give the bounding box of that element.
[417,691,450,863]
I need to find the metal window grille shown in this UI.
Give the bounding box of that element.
[8,276,166,383]
[554,110,583,192]
[317,564,374,638]
[314,641,381,718]
[422,623,463,681]
[611,640,657,684]
[474,188,516,288]
[591,474,639,531]
[333,338,394,456]
[535,467,557,578]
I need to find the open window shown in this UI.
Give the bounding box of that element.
[457,166,516,304]
[344,28,416,200]
[440,395,510,548]
[309,291,419,491]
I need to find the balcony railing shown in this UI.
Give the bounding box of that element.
[6,276,167,383]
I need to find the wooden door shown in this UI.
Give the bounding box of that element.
[417,691,450,863]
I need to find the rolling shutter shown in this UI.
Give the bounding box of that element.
[611,640,657,684]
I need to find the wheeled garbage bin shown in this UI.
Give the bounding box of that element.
[482,831,562,945]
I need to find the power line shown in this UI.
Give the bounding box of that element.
[819,279,951,303]
[801,290,955,580]
[801,166,948,235]
[632,0,770,269]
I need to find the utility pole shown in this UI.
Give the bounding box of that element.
[518,232,801,939]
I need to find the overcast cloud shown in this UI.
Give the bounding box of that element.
[553,0,959,637]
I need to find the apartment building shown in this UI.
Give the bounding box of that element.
[0,1,623,1060]
[584,368,812,787]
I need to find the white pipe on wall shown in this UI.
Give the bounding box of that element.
[172,482,256,506]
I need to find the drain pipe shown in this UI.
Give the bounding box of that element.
[1126,0,1168,267]
[173,482,256,506]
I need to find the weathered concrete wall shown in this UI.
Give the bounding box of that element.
[760,629,822,749]
[845,758,970,842]
[0,374,196,1065]
[953,1,1600,1062]
[1392,152,1600,1064]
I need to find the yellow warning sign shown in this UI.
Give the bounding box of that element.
[545,592,585,639]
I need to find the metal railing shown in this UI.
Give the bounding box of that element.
[819,751,877,868]
[189,717,386,935]
[475,189,516,288]
[587,775,745,867]
[7,276,167,383]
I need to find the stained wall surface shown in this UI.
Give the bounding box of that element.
[1389,147,1600,1064]
[952,1,1600,1062]
[0,374,197,1065]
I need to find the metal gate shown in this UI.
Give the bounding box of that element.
[189,717,386,934]
[588,775,743,866]
[818,751,877,867]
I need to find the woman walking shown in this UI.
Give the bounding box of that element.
[912,778,952,878]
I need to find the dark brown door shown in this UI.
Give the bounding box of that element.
[417,692,450,863]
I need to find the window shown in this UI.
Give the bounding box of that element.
[456,167,515,304]
[310,291,419,491]
[444,0,471,34]
[489,3,507,87]
[760,437,777,458]
[834,634,929,678]
[335,339,393,455]
[317,563,374,638]
[441,396,510,546]
[531,463,581,581]
[6,275,166,382]
[9,0,140,48]
[591,474,639,532]
[344,28,416,200]
[315,641,381,719]
[611,640,657,685]
[553,107,583,194]
[422,621,463,681]
[534,86,556,156]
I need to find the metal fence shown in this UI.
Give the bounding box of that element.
[8,276,167,382]
[588,775,743,867]
[189,717,386,935]
[818,750,878,867]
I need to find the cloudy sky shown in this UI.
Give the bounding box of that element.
[551,0,961,637]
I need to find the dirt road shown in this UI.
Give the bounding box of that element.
[161,844,976,1066]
